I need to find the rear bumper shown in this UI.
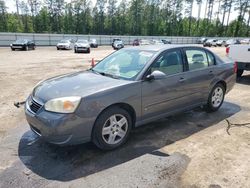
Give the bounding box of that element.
[237,62,250,71]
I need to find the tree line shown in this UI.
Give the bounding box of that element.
[0,0,249,37]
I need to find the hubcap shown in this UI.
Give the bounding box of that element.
[102,114,128,145]
[211,87,224,108]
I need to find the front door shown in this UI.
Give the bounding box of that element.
[141,49,189,120]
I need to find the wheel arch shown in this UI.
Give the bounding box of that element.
[90,102,137,141]
[216,80,227,92]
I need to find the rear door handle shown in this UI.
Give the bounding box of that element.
[179,77,186,82]
[209,70,214,75]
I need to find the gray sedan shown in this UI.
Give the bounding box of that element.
[25,45,236,150]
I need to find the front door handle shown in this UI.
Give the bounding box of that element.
[179,77,186,82]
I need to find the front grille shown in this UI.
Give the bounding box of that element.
[29,98,42,113]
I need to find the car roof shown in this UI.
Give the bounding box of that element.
[125,44,205,52]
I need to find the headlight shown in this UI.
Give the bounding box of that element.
[45,96,81,113]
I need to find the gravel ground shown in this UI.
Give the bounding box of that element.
[0,46,249,188]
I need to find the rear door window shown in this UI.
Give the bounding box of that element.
[206,51,216,66]
[185,49,208,71]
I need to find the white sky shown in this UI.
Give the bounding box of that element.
[5,0,239,23]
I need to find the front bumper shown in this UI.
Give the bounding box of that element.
[75,47,89,52]
[24,96,93,145]
[57,45,70,49]
[11,45,25,49]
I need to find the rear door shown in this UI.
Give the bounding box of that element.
[182,47,216,103]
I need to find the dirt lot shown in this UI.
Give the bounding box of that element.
[0,46,249,188]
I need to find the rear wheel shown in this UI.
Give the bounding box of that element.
[237,70,244,78]
[92,107,132,150]
[206,83,225,112]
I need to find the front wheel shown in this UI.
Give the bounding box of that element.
[206,83,225,112]
[92,107,132,150]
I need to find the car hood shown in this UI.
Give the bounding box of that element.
[12,42,26,45]
[32,71,132,103]
[57,43,69,46]
[75,43,89,47]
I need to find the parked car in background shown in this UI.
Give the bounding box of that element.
[74,39,90,53]
[161,39,171,44]
[112,38,123,48]
[216,40,226,47]
[197,37,207,44]
[203,39,218,47]
[226,44,250,77]
[133,39,140,46]
[151,40,164,45]
[140,39,151,45]
[56,39,73,50]
[240,38,250,44]
[89,39,98,48]
[25,45,236,150]
[225,39,241,47]
[10,39,36,51]
[113,40,124,50]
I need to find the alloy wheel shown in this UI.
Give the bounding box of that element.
[102,114,128,145]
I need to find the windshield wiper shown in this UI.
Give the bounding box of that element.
[89,69,119,79]
[100,72,119,79]
[89,68,102,75]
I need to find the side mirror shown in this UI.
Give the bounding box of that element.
[145,70,166,81]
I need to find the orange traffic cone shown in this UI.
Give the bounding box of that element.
[91,58,95,67]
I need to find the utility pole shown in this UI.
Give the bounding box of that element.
[16,0,19,15]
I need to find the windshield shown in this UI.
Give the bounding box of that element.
[60,40,69,43]
[16,39,27,43]
[92,49,155,80]
[77,40,88,43]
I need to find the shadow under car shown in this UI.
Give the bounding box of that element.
[18,101,240,182]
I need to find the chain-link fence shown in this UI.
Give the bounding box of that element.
[0,32,238,46]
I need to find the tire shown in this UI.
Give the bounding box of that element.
[206,83,225,112]
[25,46,28,51]
[11,48,14,51]
[237,70,243,78]
[57,47,59,50]
[92,107,132,150]
[74,48,77,53]
[87,48,90,53]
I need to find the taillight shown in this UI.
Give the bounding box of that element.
[234,62,238,73]
[226,47,230,54]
